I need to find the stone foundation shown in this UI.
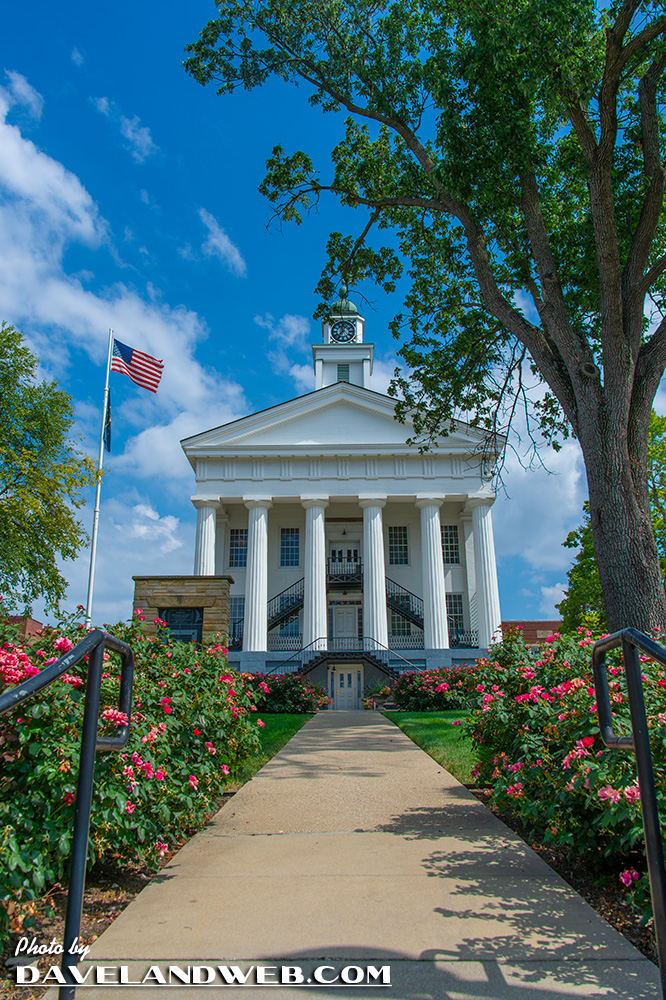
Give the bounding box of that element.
[132,575,234,643]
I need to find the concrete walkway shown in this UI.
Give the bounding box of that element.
[57,713,660,998]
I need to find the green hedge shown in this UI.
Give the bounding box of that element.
[0,607,263,943]
[248,671,329,712]
[464,624,666,923]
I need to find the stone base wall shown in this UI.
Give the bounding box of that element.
[132,576,234,643]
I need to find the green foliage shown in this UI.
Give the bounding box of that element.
[248,671,329,713]
[183,0,664,447]
[0,608,263,943]
[391,663,481,711]
[0,324,96,612]
[557,502,606,631]
[464,625,666,925]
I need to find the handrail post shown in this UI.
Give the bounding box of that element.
[622,637,666,996]
[59,640,105,1000]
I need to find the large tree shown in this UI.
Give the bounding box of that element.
[558,411,666,629]
[186,0,666,632]
[0,323,96,612]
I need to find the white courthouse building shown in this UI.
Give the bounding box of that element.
[181,290,502,707]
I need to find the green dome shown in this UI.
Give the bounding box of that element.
[331,284,358,315]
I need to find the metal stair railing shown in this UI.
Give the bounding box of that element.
[0,628,134,1000]
[385,578,424,629]
[265,637,328,676]
[592,628,666,998]
[267,578,305,631]
[228,619,244,651]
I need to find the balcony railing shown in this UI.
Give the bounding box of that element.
[388,632,425,649]
[327,558,362,588]
[267,633,303,651]
[449,630,480,648]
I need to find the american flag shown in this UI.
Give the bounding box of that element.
[110,339,164,393]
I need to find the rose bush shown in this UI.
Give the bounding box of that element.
[391,663,482,711]
[247,671,328,713]
[464,624,666,925]
[0,606,262,943]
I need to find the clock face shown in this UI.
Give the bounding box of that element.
[331,320,356,343]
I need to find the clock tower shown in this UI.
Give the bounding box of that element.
[313,286,374,389]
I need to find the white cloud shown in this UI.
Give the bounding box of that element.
[0,88,103,245]
[540,582,566,616]
[368,356,397,394]
[122,503,182,553]
[199,207,247,277]
[493,437,586,574]
[0,72,249,487]
[5,70,43,119]
[71,48,84,67]
[255,312,311,349]
[119,114,157,163]
[92,96,158,163]
[31,493,195,626]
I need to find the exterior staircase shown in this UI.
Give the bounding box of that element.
[385,577,424,629]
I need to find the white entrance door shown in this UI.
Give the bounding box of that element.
[333,606,357,638]
[330,666,363,710]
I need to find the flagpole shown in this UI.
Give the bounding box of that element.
[85,330,114,627]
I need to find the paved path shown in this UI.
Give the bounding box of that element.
[53,712,660,998]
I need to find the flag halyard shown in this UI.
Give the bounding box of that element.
[111,339,164,392]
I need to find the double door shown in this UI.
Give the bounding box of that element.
[330,666,363,710]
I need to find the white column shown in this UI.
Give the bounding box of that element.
[302,498,329,650]
[192,499,220,575]
[460,513,477,638]
[243,499,272,652]
[416,498,449,649]
[469,499,502,648]
[359,498,388,649]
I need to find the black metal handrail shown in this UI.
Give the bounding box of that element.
[592,628,666,997]
[0,628,134,1000]
[385,577,424,628]
[267,577,304,630]
[229,619,244,651]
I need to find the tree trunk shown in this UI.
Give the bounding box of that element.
[578,416,666,634]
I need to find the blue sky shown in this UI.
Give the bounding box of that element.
[1,0,621,626]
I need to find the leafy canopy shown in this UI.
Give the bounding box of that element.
[0,324,96,612]
[185,0,666,450]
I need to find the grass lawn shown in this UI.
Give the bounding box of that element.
[387,711,477,785]
[228,713,312,789]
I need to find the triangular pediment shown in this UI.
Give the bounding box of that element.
[181,383,494,459]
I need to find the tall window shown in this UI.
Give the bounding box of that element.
[337,363,350,382]
[388,526,409,565]
[229,528,248,567]
[441,524,461,563]
[446,593,465,635]
[280,527,300,567]
[390,610,411,636]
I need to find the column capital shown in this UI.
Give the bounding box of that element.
[415,497,444,510]
[244,498,273,511]
[191,497,221,511]
[464,496,494,513]
[358,497,386,509]
[301,497,329,510]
